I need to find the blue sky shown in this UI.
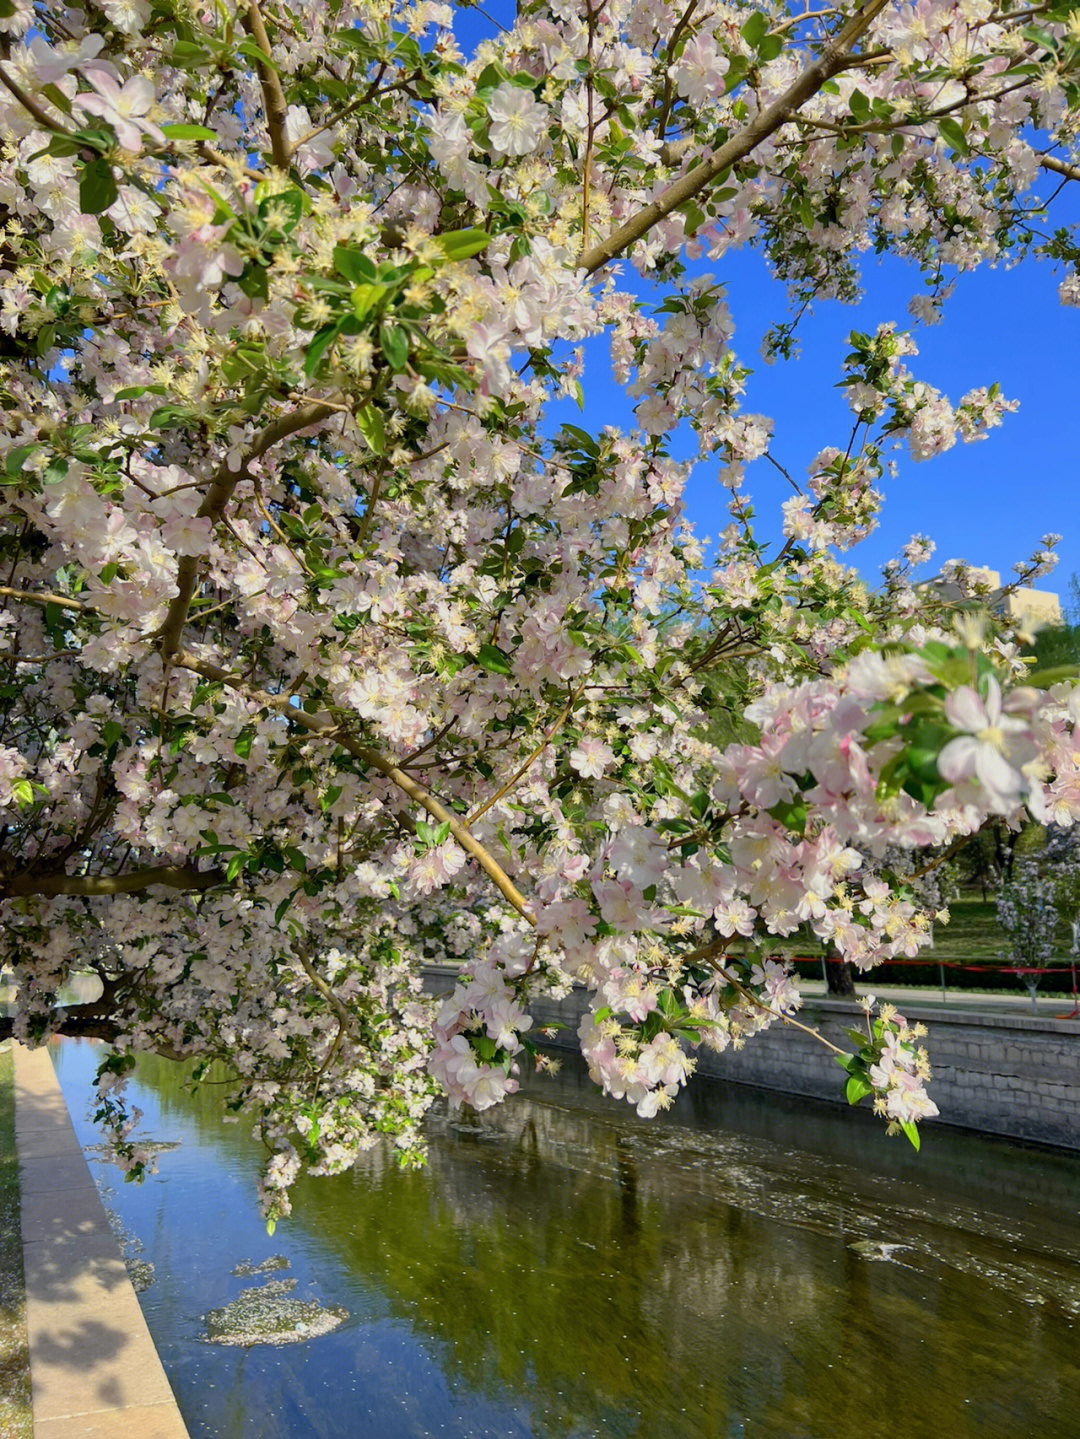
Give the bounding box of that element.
[566,243,1080,601]
[451,2,1080,605]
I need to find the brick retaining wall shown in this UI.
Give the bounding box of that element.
[421,966,1080,1149]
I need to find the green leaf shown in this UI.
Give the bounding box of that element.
[355,404,385,456]
[379,323,410,371]
[475,643,514,676]
[113,384,167,401]
[334,245,376,284]
[350,283,382,321]
[937,117,969,155]
[11,779,34,807]
[171,39,213,66]
[476,61,509,90]
[1024,664,1079,688]
[757,32,783,61]
[845,1074,874,1105]
[266,1217,277,1236]
[434,228,493,262]
[160,122,218,141]
[304,325,339,377]
[237,263,269,300]
[767,795,807,836]
[236,37,285,72]
[40,83,72,116]
[148,404,189,431]
[226,854,246,883]
[3,443,38,477]
[834,1052,858,1074]
[234,730,254,760]
[901,1120,921,1151]
[259,188,306,231]
[274,893,295,925]
[740,11,768,48]
[559,423,599,456]
[79,157,117,215]
[681,201,706,235]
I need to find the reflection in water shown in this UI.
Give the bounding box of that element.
[52,1040,1080,1439]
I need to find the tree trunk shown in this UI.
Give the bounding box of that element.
[825,960,857,997]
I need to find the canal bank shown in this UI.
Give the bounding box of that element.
[45,1035,1080,1439]
[421,965,1080,1150]
[12,1042,189,1438]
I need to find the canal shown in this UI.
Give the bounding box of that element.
[51,1040,1080,1439]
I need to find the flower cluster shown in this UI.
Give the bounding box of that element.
[0,0,1077,1213]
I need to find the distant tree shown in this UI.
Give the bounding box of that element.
[1032,573,1080,672]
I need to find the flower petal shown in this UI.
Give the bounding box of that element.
[944,685,985,733]
[938,735,979,783]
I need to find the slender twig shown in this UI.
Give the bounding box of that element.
[155,400,336,670]
[466,689,581,825]
[0,586,90,613]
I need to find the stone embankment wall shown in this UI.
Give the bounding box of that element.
[421,966,1080,1150]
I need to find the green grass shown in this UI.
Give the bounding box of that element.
[0,1046,31,1439]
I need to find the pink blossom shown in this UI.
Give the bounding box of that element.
[74,72,165,153]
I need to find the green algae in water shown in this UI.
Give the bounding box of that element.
[231,1254,290,1277]
[101,1203,155,1292]
[203,1280,348,1347]
[127,1259,155,1293]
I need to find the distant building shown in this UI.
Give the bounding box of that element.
[923,567,1062,632]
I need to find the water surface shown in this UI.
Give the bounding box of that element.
[52,1041,1080,1439]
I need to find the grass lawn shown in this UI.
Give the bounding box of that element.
[0,1046,31,1439]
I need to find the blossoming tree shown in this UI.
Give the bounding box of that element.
[1,0,1079,1216]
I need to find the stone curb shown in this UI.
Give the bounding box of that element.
[12,1042,190,1439]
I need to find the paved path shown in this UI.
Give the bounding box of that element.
[12,1042,189,1438]
[797,978,1080,1018]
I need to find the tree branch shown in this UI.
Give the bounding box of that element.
[579,0,893,273]
[243,0,292,170]
[155,401,337,669]
[0,1013,187,1059]
[1041,153,1080,184]
[0,586,91,613]
[0,60,75,137]
[173,651,535,919]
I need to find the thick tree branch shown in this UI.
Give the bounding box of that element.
[155,401,337,668]
[0,863,224,898]
[243,0,292,169]
[0,1013,187,1059]
[1041,154,1080,184]
[579,0,893,273]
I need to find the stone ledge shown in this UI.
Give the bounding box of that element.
[12,1042,190,1439]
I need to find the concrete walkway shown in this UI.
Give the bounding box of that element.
[12,1043,189,1438]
